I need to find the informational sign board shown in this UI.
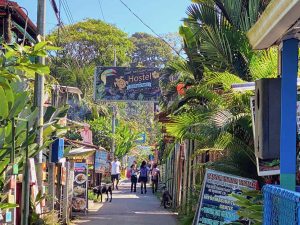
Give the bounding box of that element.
[72,160,88,212]
[135,133,146,144]
[194,169,257,225]
[94,67,161,101]
[94,150,109,174]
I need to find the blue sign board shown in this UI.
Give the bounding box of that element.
[149,154,154,161]
[195,170,257,225]
[135,133,146,144]
[5,211,12,222]
[51,138,64,162]
[94,150,109,173]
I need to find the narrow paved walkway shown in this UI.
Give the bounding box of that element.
[73,180,178,225]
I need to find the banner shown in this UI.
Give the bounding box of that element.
[72,161,88,212]
[94,67,161,101]
[94,150,109,174]
[194,169,257,225]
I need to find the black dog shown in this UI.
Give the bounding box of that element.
[93,184,113,202]
[161,190,172,208]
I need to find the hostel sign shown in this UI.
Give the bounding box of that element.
[94,67,161,101]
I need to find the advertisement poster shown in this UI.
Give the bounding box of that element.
[194,170,257,225]
[94,67,161,101]
[72,161,88,212]
[94,150,109,174]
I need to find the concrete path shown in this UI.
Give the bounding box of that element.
[73,180,178,225]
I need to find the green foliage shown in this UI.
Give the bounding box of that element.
[0,42,68,211]
[179,214,194,225]
[48,19,134,67]
[65,130,83,141]
[230,189,263,225]
[159,0,278,180]
[184,0,268,80]
[130,32,176,68]
[114,120,139,158]
[89,117,112,150]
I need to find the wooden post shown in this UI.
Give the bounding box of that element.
[62,162,70,224]
[182,140,188,213]
[47,163,55,211]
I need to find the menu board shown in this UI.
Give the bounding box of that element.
[72,161,88,212]
[94,150,109,174]
[194,169,257,225]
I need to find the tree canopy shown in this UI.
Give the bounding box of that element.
[48,19,134,67]
[130,32,176,68]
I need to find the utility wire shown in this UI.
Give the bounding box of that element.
[60,0,72,24]
[63,0,74,23]
[61,0,74,24]
[97,0,105,21]
[118,0,183,58]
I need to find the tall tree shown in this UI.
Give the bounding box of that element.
[48,19,134,67]
[130,32,176,68]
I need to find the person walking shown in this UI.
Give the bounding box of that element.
[151,163,160,194]
[138,161,149,194]
[111,157,121,190]
[130,164,138,192]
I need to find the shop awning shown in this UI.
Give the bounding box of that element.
[247,0,300,50]
[67,147,96,156]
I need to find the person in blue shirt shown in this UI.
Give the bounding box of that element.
[138,161,149,194]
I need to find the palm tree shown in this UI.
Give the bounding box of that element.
[184,0,270,81]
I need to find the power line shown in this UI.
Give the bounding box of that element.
[97,0,105,21]
[61,0,74,24]
[63,0,74,23]
[60,0,72,24]
[118,0,183,58]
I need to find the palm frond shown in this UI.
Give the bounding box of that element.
[203,71,245,91]
[249,48,278,79]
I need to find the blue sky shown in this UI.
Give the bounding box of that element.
[17,0,191,35]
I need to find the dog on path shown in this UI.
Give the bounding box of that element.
[161,189,172,209]
[93,183,113,202]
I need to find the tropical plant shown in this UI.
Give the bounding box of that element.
[184,0,269,80]
[0,42,68,212]
[130,32,176,68]
[230,189,263,225]
[89,116,112,150]
[159,0,277,177]
[114,120,139,158]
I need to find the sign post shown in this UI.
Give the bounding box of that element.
[193,169,257,225]
[72,160,88,214]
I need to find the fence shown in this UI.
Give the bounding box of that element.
[263,184,300,225]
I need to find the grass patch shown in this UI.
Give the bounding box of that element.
[178,213,194,225]
[88,189,101,202]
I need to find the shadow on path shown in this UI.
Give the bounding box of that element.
[73,180,178,225]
